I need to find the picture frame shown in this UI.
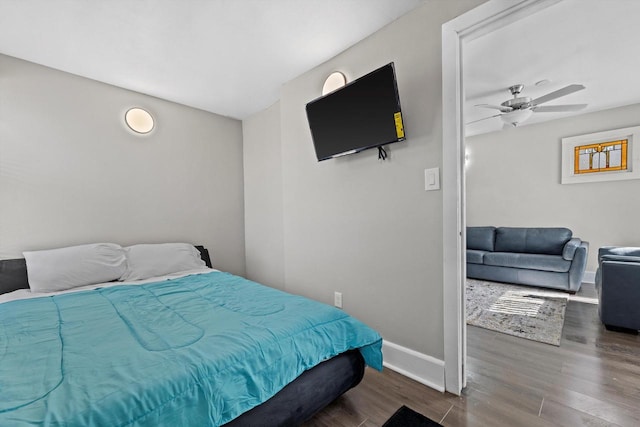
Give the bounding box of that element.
[561,125,640,184]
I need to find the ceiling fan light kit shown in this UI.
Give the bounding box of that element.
[501,108,533,127]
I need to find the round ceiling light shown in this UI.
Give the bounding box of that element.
[322,71,346,96]
[125,108,154,134]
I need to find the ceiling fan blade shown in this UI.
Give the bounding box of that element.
[533,104,588,112]
[530,84,585,106]
[466,114,501,125]
[475,103,513,113]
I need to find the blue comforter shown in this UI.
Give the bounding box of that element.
[0,271,382,426]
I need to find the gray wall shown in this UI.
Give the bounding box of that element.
[0,54,246,275]
[243,101,285,289]
[243,0,483,359]
[466,103,640,272]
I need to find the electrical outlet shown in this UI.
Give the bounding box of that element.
[334,292,343,309]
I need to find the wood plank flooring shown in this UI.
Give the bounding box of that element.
[304,284,640,426]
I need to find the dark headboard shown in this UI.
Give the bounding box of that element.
[0,245,213,296]
[0,258,29,295]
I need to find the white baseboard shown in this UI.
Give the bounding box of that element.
[381,270,597,392]
[382,340,445,392]
[583,270,596,284]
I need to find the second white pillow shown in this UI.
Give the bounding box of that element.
[120,243,207,281]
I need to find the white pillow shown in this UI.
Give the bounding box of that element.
[120,243,206,281]
[24,243,127,293]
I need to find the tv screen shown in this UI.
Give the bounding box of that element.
[306,62,405,161]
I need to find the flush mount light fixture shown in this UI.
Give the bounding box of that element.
[125,108,154,134]
[322,71,346,96]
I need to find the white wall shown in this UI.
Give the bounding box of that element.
[466,103,640,272]
[244,0,484,366]
[0,54,246,275]
[243,102,285,289]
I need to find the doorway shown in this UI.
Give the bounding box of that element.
[442,0,563,394]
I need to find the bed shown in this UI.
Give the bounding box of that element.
[0,244,382,426]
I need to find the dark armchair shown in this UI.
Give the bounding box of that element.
[595,246,640,332]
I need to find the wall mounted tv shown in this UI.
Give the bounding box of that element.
[306,62,405,161]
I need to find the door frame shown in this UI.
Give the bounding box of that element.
[441,0,562,394]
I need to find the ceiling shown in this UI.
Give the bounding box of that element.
[464,0,640,137]
[0,0,424,120]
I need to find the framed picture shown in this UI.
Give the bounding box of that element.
[561,125,640,184]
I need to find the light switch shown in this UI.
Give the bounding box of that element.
[425,167,440,191]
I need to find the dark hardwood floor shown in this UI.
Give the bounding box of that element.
[304,284,640,426]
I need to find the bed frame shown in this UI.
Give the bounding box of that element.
[0,245,365,426]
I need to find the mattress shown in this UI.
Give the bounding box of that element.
[0,270,382,426]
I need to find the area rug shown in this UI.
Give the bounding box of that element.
[382,405,443,427]
[466,279,568,346]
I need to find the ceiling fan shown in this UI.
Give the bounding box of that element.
[470,83,587,127]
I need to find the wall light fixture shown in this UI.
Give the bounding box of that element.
[322,71,346,96]
[125,108,154,134]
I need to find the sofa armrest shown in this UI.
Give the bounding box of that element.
[562,238,582,261]
[597,255,640,290]
[568,241,589,292]
[599,260,640,329]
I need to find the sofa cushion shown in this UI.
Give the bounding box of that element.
[467,227,496,252]
[466,249,487,265]
[484,252,571,273]
[598,246,640,262]
[494,227,572,256]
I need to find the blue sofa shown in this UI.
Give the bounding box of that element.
[466,226,589,293]
[595,246,640,332]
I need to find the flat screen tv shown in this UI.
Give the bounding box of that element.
[306,62,405,161]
